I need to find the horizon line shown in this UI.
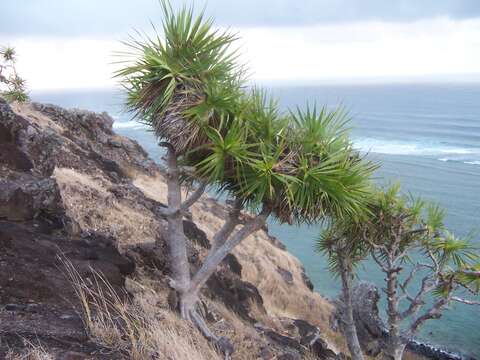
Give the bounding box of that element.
[29,75,480,92]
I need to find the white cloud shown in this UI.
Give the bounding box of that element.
[239,17,480,82]
[5,37,121,90]
[3,17,480,90]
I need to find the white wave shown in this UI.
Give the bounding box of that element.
[354,138,477,157]
[354,138,480,165]
[113,120,147,130]
[437,158,480,166]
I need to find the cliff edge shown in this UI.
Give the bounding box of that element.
[0,98,346,359]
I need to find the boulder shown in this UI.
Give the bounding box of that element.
[277,266,294,285]
[256,318,341,359]
[333,281,385,356]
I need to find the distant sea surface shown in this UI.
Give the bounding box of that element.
[32,84,480,358]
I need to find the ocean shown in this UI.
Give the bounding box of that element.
[31,83,480,358]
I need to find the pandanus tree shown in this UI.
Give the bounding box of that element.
[318,218,368,360]
[116,1,374,354]
[0,46,29,102]
[325,185,480,360]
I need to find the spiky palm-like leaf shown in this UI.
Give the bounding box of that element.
[1,46,15,61]
[117,2,375,225]
[432,231,478,268]
[2,89,29,102]
[317,217,368,276]
[0,46,29,103]
[115,0,243,154]
[456,263,480,293]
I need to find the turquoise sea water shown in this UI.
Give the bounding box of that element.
[32,84,480,358]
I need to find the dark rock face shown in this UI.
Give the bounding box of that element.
[0,220,134,359]
[206,266,264,322]
[277,266,294,285]
[256,319,342,360]
[334,282,468,360]
[0,174,62,221]
[334,281,385,356]
[183,219,211,249]
[301,269,315,291]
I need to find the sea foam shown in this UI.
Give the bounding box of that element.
[354,138,480,165]
[113,120,147,130]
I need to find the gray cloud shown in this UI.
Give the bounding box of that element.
[1,0,480,36]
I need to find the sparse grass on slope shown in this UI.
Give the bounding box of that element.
[63,259,221,360]
[5,340,54,360]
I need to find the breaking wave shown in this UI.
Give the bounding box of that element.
[354,138,480,166]
[112,120,147,130]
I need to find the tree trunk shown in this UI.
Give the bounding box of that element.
[383,270,405,360]
[188,205,270,296]
[163,144,191,313]
[339,257,364,360]
[382,339,406,360]
[161,144,230,353]
[160,144,269,357]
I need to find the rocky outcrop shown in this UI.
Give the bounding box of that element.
[332,281,384,356]
[333,281,473,360]
[255,318,342,360]
[0,98,344,359]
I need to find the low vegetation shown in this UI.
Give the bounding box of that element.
[5,340,53,360]
[0,46,29,102]
[320,184,480,360]
[63,259,221,360]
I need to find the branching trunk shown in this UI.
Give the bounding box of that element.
[338,256,364,360]
[382,340,406,360]
[381,267,409,360]
[160,143,271,357]
[210,199,242,253]
[187,205,271,296]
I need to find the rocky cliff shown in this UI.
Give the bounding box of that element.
[0,97,347,359]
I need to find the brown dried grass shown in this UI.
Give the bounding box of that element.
[5,340,54,360]
[63,259,221,360]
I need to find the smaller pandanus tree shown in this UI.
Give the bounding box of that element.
[317,217,369,360]
[366,185,480,360]
[0,46,29,102]
[116,1,375,355]
[320,185,480,360]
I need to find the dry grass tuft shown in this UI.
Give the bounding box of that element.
[54,168,162,249]
[5,340,54,360]
[209,301,264,360]
[10,102,64,133]
[63,259,221,360]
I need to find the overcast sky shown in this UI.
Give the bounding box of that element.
[2,0,480,89]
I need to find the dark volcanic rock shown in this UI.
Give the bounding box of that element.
[183,219,211,249]
[206,267,265,322]
[0,220,133,358]
[0,99,151,357]
[277,266,294,285]
[256,318,340,360]
[347,281,384,356]
[334,282,467,360]
[301,269,315,291]
[0,174,63,221]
